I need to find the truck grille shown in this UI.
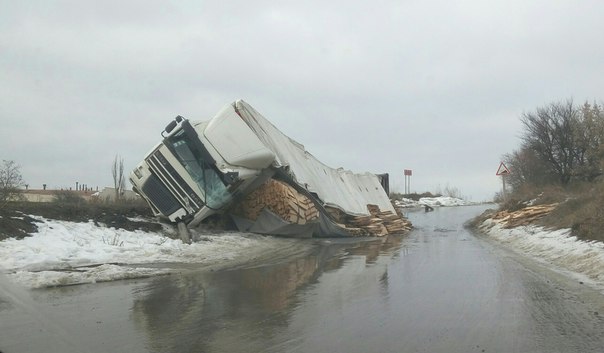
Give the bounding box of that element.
[145,150,203,215]
[141,174,182,216]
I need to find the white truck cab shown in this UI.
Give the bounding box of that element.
[130,105,276,227]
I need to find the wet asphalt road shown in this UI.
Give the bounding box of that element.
[2,204,604,353]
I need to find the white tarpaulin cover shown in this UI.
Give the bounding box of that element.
[234,100,395,216]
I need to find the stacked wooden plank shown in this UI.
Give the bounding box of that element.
[492,204,558,228]
[349,213,387,236]
[378,211,412,234]
[231,178,413,237]
[232,179,320,224]
[340,226,366,237]
[325,204,412,237]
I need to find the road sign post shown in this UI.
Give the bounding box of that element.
[404,169,412,194]
[496,162,511,201]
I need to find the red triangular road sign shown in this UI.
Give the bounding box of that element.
[496,162,511,176]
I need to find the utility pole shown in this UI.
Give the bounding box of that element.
[404,169,412,194]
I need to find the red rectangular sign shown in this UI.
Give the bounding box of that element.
[404,169,412,176]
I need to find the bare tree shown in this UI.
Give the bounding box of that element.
[520,100,579,185]
[111,155,126,202]
[504,147,556,190]
[573,101,604,181]
[0,160,25,207]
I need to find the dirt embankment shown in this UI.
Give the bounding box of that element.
[0,202,163,241]
[469,183,604,243]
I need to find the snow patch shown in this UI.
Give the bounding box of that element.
[480,219,604,288]
[394,196,477,208]
[11,264,173,289]
[0,216,296,288]
[419,196,472,207]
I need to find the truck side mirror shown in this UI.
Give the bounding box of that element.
[223,171,239,184]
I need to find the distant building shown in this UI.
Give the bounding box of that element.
[20,187,139,203]
[21,189,94,203]
[91,187,139,202]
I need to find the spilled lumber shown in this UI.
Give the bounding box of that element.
[491,204,558,228]
[230,179,320,224]
[325,204,412,237]
[230,179,412,237]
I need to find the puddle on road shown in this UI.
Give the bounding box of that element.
[0,271,94,353]
[4,205,604,353]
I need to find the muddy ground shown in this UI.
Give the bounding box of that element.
[0,202,163,241]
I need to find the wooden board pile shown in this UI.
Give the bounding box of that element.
[231,178,412,237]
[231,179,320,224]
[326,204,412,237]
[491,204,558,228]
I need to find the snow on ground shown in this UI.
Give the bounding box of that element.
[394,196,477,208]
[0,216,299,289]
[419,196,475,207]
[480,218,604,289]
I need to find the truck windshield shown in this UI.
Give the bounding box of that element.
[168,130,232,209]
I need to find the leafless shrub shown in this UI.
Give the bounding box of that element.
[0,160,25,208]
[443,184,462,199]
[503,148,556,190]
[102,234,124,247]
[52,190,85,205]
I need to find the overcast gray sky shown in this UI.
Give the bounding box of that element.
[2,0,603,201]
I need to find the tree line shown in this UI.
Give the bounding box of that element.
[504,99,604,190]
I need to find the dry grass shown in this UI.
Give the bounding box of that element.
[541,183,604,242]
[499,181,604,243]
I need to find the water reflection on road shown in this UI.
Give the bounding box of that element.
[131,205,604,353]
[131,234,406,353]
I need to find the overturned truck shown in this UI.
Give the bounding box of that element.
[130,100,411,238]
